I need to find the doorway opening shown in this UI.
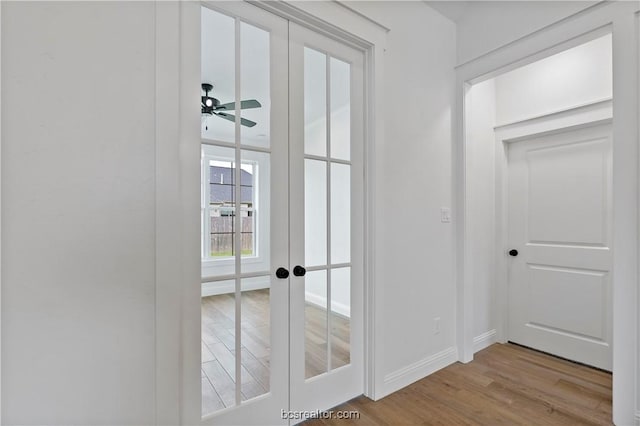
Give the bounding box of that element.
[463,27,614,411]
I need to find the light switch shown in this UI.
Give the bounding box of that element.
[441,207,451,223]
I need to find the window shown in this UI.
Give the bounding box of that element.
[201,141,271,282]
[202,150,257,260]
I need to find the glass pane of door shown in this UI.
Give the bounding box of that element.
[304,48,327,157]
[302,46,352,379]
[240,277,271,401]
[330,57,350,161]
[240,22,271,149]
[202,7,235,143]
[304,270,328,378]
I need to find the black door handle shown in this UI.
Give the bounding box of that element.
[276,267,289,279]
[293,265,306,277]
[509,249,518,257]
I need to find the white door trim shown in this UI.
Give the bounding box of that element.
[456,2,639,425]
[154,1,202,424]
[0,1,3,421]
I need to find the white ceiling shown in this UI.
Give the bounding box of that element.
[423,1,472,23]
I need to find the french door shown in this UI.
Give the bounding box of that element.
[197,2,364,424]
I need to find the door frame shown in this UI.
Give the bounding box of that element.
[154,1,386,424]
[455,2,639,424]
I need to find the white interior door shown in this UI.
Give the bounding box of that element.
[199,2,289,424]
[507,123,612,370]
[288,23,365,415]
[197,4,365,425]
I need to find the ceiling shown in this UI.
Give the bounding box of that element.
[423,1,472,22]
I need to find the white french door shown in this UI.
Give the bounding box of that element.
[289,22,365,415]
[197,2,364,425]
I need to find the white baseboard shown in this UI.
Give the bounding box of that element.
[473,329,497,353]
[304,292,351,318]
[380,346,458,399]
[201,277,270,297]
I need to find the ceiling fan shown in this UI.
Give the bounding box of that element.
[201,83,261,128]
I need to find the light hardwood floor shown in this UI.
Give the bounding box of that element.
[304,343,612,425]
[201,289,351,416]
[201,290,272,415]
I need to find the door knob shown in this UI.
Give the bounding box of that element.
[293,265,306,277]
[276,267,289,279]
[509,249,518,257]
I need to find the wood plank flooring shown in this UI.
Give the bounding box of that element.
[304,343,612,425]
[201,289,351,416]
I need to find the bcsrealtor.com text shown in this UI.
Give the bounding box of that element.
[280,409,361,421]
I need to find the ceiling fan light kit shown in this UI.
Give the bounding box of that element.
[201,82,262,128]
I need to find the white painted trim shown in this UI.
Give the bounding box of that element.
[381,347,458,399]
[495,101,613,142]
[494,97,612,131]
[304,292,351,318]
[154,2,183,424]
[455,2,609,69]
[457,3,639,424]
[202,277,270,297]
[178,2,203,423]
[0,0,3,420]
[252,0,385,51]
[333,1,391,33]
[473,329,497,354]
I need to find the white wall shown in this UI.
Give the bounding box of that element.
[454,1,598,65]
[465,79,497,347]
[494,34,612,125]
[344,1,457,391]
[1,0,458,422]
[2,2,156,424]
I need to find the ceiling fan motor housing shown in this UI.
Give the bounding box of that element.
[201,96,220,115]
[201,83,220,115]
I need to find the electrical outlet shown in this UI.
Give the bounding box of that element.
[434,317,441,334]
[440,207,451,223]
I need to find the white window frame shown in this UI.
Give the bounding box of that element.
[201,152,257,261]
[201,143,271,291]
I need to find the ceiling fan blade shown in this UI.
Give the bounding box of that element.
[240,117,258,127]
[214,112,257,128]
[217,99,262,110]
[214,111,235,123]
